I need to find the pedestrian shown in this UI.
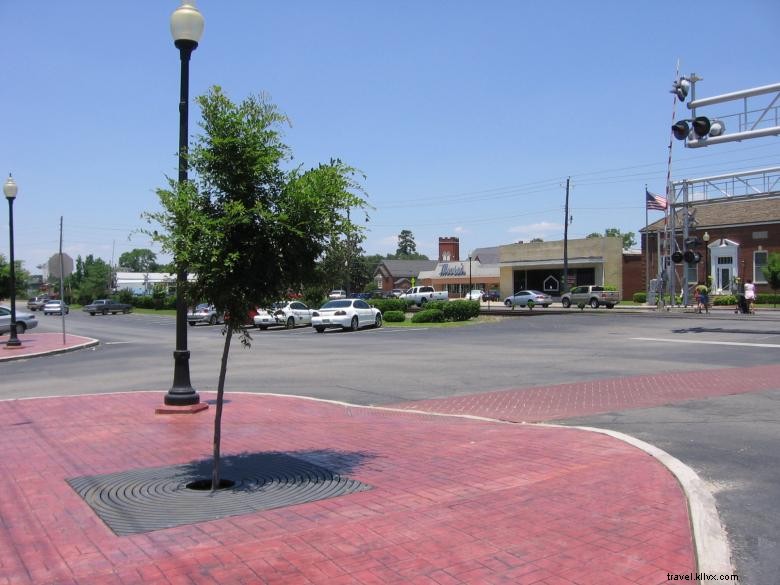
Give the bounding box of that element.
[694,282,709,314]
[744,279,756,314]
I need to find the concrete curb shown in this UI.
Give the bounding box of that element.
[0,336,99,362]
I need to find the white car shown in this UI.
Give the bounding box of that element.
[253,301,312,330]
[312,299,382,333]
[42,300,70,315]
[0,305,38,334]
[328,289,347,300]
[464,290,483,301]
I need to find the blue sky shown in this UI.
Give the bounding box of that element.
[2,1,778,273]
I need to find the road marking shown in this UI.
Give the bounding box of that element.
[103,342,132,345]
[633,337,780,349]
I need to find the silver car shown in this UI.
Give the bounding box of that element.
[0,305,38,334]
[503,290,553,309]
[42,300,70,315]
[187,303,223,326]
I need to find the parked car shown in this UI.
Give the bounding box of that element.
[349,292,373,300]
[82,299,133,315]
[187,303,223,326]
[42,300,69,315]
[390,289,405,298]
[504,290,553,309]
[464,289,484,301]
[253,301,312,330]
[328,289,347,300]
[26,295,51,311]
[311,299,382,333]
[482,290,500,302]
[0,305,38,334]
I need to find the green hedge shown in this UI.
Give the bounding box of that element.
[369,298,408,313]
[383,310,406,322]
[633,292,646,303]
[442,300,480,321]
[411,309,445,323]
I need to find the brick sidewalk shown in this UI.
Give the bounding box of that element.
[0,392,694,584]
[0,332,97,362]
[387,364,780,423]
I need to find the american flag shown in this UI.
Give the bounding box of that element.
[646,190,668,211]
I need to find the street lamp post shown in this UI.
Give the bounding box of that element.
[468,255,472,295]
[4,175,21,348]
[702,231,710,287]
[164,1,204,407]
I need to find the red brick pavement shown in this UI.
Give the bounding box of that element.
[0,392,694,584]
[387,364,780,422]
[0,332,97,362]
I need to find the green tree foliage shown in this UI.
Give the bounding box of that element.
[144,86,368,490]
[0,253,30,299]
[67,254,111,304]
[586,228,636,250]
[396,229,418,257]
[763,252,780,307]
[118,248,160,272]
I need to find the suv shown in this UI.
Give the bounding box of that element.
[328,289,347,300]
[26,295,51,311]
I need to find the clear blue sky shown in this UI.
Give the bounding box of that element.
[2,1,778,273]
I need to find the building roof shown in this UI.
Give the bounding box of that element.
[469,246,500,264]
[643,195,780,232]
[374,259,438,278]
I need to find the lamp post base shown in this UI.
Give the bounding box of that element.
[164,349,200,406]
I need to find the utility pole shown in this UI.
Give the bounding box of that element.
[562,177,570,295]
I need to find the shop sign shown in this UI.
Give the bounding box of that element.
[439,263,466,277]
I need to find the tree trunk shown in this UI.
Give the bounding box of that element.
[211,327,233,492]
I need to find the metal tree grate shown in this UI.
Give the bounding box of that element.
[67,453,371,536]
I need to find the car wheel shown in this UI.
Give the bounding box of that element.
[542,304,550,308]
[285,316,294,329]
[259,326,268,331]
[606,304,614,309]
[89,312,96,316]
[350,316,359,331]
[504,299,512,307]
[561,298,571,308]
[43,312,48,316]
[375,314,382,328]
[590,298,599,309]
[188,321,195,326]
[17,322,27,333]
[315,326,325,333]
[208,314,216,325]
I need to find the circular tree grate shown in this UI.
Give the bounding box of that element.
[67,452,371,536]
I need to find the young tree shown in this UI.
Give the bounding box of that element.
[587,228,636,250]
[145,86,367,490]
[763,251,780,307]
[0,254,30,299]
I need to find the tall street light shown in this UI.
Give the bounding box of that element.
[4,175,21,348]
[702,231,710,287]
[164,1,204,406]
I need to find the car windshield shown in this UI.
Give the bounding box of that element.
[321,300,352,309]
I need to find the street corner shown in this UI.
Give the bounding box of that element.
[0,332,99,362]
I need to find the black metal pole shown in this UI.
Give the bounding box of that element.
[164,39,200,406]
[6,196,21,347]
[562,177,570,294]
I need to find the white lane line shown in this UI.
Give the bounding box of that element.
[103,342,132,345]
[633,337,780,349]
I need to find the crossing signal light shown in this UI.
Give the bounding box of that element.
[672,117,726,141]
[672,251,684,263]
[692,117,711,137]
[683,250,701,263]
[672,121,689,140]
[671,78,691,101]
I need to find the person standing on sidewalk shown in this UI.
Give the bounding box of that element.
[744,279,756,314]
[695,282,709,314]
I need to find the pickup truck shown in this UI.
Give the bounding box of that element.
[399,286,449,307]
[560,286,620,309]
[82,299,133,315]
[26,295,51,311]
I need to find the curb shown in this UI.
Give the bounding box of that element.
[0,336,99,362]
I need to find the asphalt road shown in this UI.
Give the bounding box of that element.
[2,308,779,583]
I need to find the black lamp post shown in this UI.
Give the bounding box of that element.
[4,175,21,348]
[702,231,710,287]
[164,1,204,407]
[468,255,472,294]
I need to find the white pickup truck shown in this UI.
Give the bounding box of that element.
[399,286,449,307]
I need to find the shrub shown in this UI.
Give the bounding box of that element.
[757,293,780,305]
[369,298,407,313]
[442,299,480,321]
[713,295,736,306]
[383,310,406,322]
[633,292,647,303]
[603,284,618,291]
[411,309,445,323]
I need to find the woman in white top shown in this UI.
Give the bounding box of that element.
[744,279,756,314]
